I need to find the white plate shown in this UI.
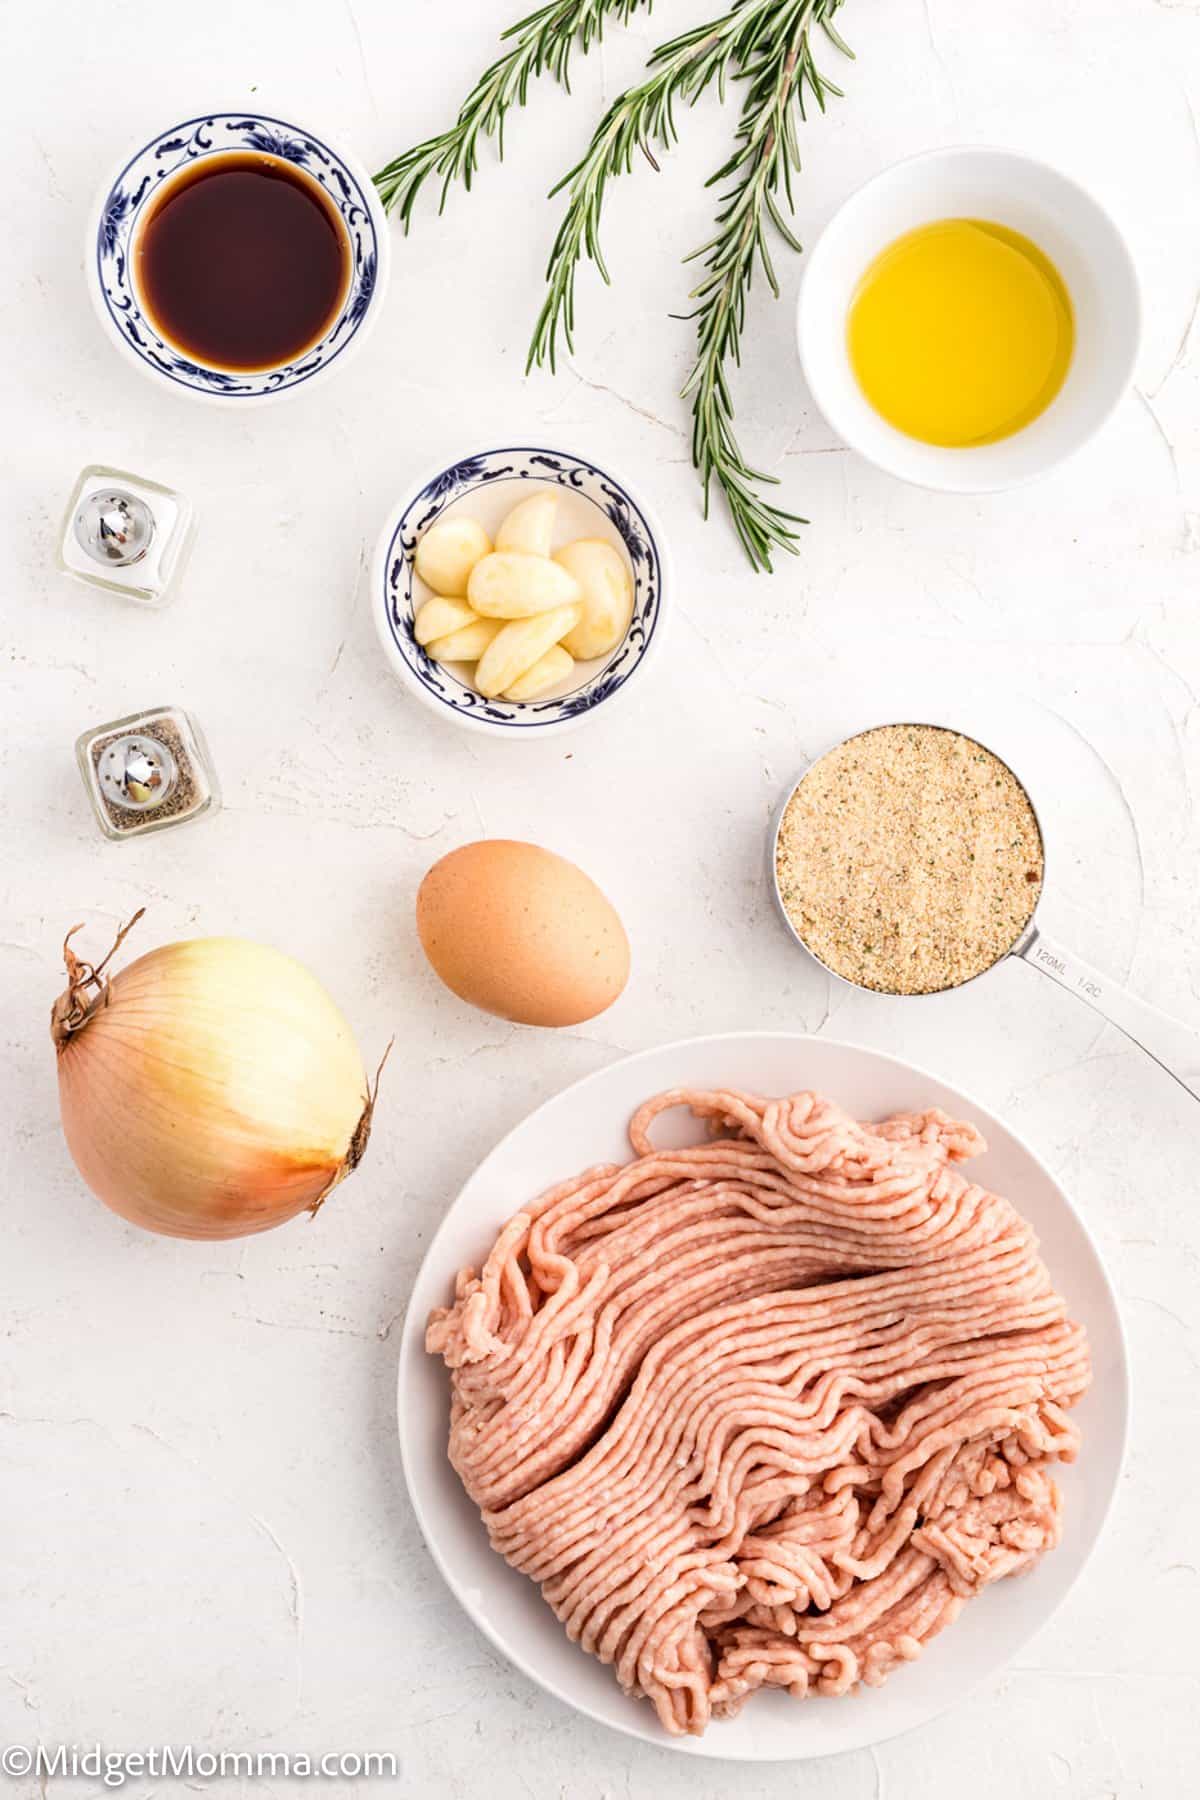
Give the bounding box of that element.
[397,1032,1127,1761]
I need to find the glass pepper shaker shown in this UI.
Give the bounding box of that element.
[57,465,196,608]
[76,706,220,841]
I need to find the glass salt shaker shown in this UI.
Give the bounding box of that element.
[76,706,220,841]
[57,465,196,607]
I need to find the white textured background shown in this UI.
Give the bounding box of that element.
[2,1,1198,1795]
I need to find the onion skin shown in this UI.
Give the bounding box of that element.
[54,929,375,1240]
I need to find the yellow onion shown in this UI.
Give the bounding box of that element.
[51,912,383,1240]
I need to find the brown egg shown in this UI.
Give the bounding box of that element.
[416,840,630,1027]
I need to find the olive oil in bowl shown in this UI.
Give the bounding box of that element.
[847,219,1074,448]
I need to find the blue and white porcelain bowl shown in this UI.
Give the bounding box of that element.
[372,447,670,738]
[86,111,389,403]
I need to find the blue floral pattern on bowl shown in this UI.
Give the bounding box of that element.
[91,112,385,400]
[378,448,664,732]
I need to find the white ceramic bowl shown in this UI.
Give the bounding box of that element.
[397,1031,1128,1760]
[86,110,389,405]
[796,147,1141,492]
[372,445,669,738]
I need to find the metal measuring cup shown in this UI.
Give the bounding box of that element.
[770,723,1200,1104]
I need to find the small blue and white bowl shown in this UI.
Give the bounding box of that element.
[86,110,389,404]
[372,446,670,738]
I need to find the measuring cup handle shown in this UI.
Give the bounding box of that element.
[1015,925,1200,1102]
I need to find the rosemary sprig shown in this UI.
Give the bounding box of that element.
[529,0,851,570]
[684,0,851,569]
[374,0,855,570]
[374,0,651,226]
[526,0,784,374]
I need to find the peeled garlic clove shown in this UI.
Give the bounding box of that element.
[468,552,582,619]
[475,604,583,698]
[415,516,492,599]
[554,539,635,660]
[503,644,575,702]
[414,596,479,646]
[427,617,504,663]
[495,491,557,558]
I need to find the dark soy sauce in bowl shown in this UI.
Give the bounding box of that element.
[134,153,351,372]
